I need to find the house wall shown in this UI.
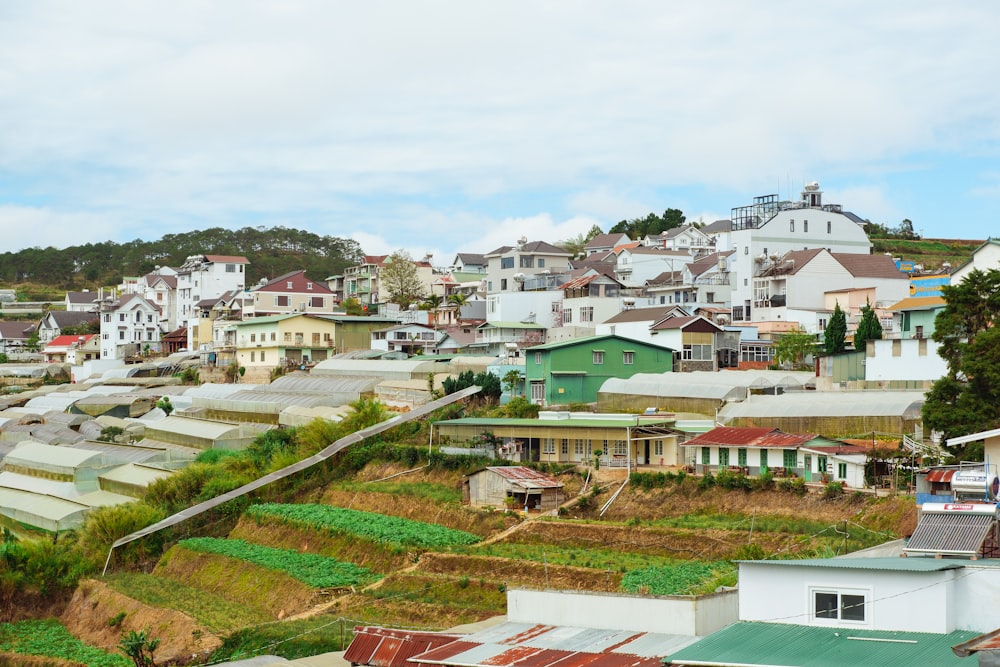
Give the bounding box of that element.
[236,316,337,368]
[898,308,940,339]
[865,338,947,382]
[951,243,1000,285]
[527,338,673,407]
[486,291,563,329]
[738,562,955,633]
[508,588,739,636]
[693,445,803,478]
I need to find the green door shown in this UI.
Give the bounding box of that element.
[803,454,812,482]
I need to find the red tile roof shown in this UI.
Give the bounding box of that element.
[46,334,95,348]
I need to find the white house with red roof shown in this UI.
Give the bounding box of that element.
[99,294,162,360]
[684,426,825,479]
[175,254,249,350]
[42,334,99,364]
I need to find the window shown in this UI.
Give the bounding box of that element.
[719,447,730,467]
[580,307,594,323]
[271,332,276,341]
[683,344,712,360]
[260,351,265,362]
[813,590,866,623]
[501,257,515,269]
[534,352,542,364]
[311,296,324,308]
[284,332,292,342]
[741,344,774,362]
[276,295,289,307]
[623,351,634,365]
[819,318,828,331]
[250,351,255,362]
[575,439,586,455]
[286,281,293,289]
[838,462,848,479]
[312,333,321,345]
[561,439,569,455]
[500,279,508,291]
[790,219,795,232]
[804,220,809,233]
[654,440,664,456]
[827,220,832,234]
[915,325,924,339]
[226,263,236,273]
[538,259,545,268]
[563,309,572,323]
[543,439,555,454]
[593,350,604,365]
[306,282,313,290]
[250,333,256,342]
[783,449,797,468]
[520,256,534,268]
[759,448,768,470]
[613,440,627,455]
[744,246,749,255]
[738,448,747,466]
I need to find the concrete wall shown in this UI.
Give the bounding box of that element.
[507,587,738,637]
[865,338,947,382]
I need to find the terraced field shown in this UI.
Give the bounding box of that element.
[49,466,913,665]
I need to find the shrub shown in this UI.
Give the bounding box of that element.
[505,396,539,418]
[823,481,845,499]
[715,469,750,491]
[698,472,716,490]
[777,477,807,495]
[750,470,774,491]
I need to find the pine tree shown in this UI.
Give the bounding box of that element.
[854,299,883,351]
[824,302,847,355]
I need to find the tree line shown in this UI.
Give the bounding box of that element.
[0,226,365,289]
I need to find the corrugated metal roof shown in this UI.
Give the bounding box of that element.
[344,627,463,667]
[739,557,966,572]
[953,627,1000,657]
[718,391,925,420]
[665,621,977,666]
[484,467,563,489]
[684,427,815,449]
[411,624,697,667]
[927,469,958,483]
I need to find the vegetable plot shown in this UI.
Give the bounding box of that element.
[246,503,480,549]
[0,619,131,667]
[620,561,736,596]
[179,537,381,588]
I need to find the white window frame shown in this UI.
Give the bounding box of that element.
[810,587,870,626]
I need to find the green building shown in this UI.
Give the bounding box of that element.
[525,334,673,407]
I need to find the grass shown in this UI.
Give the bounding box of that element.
[366,574,506,613]
[207,615,354,663]
[106,572,270,632]
[620,561,737,596]
[464,542,693,572]
[335,480,463,504]
[0,619,130,667]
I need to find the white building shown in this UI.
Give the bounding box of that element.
[727,183,873,325]
[99,294,162,360]
[483,239,573,294]
[175,254,249,348]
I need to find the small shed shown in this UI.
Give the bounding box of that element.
[463,466,564,511]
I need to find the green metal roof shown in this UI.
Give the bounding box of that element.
[665,622,978,666]
[739,557,968,573]
[434,416,675,428]
[530,333,674,352]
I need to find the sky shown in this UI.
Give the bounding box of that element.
[1,2,999,269]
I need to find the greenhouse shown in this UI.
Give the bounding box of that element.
[99,463,173,498]
[141,414,273,450]
[279,404,352,428]
[311,357,452,381]
[717,390,926,435]
[71,393,156,418]
[598,370,815,415]
[0,486,90,533]
[0,423,86,446]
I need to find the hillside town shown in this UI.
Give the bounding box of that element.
[1,182,1000,666]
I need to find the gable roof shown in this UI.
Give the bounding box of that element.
[43,311,99,328]
[700,219,732,234]
[144,274,177,289]
[65,291,98,305]
[256,270,334,294]
[831,252,908,279]
[886,295,946,311]
[687,250,734,278]
[480,466,563,489]
[585,232,631,250]
[203,255,249,264]
[760,248,827,276]
[529,333,666,352]
[603,305,688,324]
[650,315,724,333]
[485,241,571,257]
[684,426,815,448]
[45,334,96,348]
[454,252,486,266]
[0,322,34,339]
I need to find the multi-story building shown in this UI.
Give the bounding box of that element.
[725,183,873,325]
[251,270,336,317]
[175,254,249,348]
[99,294,162,360]
[483,238,573,294]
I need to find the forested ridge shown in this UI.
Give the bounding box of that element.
[0,226,365,289]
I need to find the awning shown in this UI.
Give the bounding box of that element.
[926,469,957,483]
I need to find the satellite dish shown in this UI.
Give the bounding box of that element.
[804,181,820,191]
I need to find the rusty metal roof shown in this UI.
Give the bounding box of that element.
[926,469,958,483]
[684,427,815,449]
[409,623,697,667]
[344,627,463,667]
[484,467,564,490]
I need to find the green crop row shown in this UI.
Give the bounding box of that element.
[180,537,381,588]
[246,503,480,549]
[0,618,131,667]
[620,562,736,596]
